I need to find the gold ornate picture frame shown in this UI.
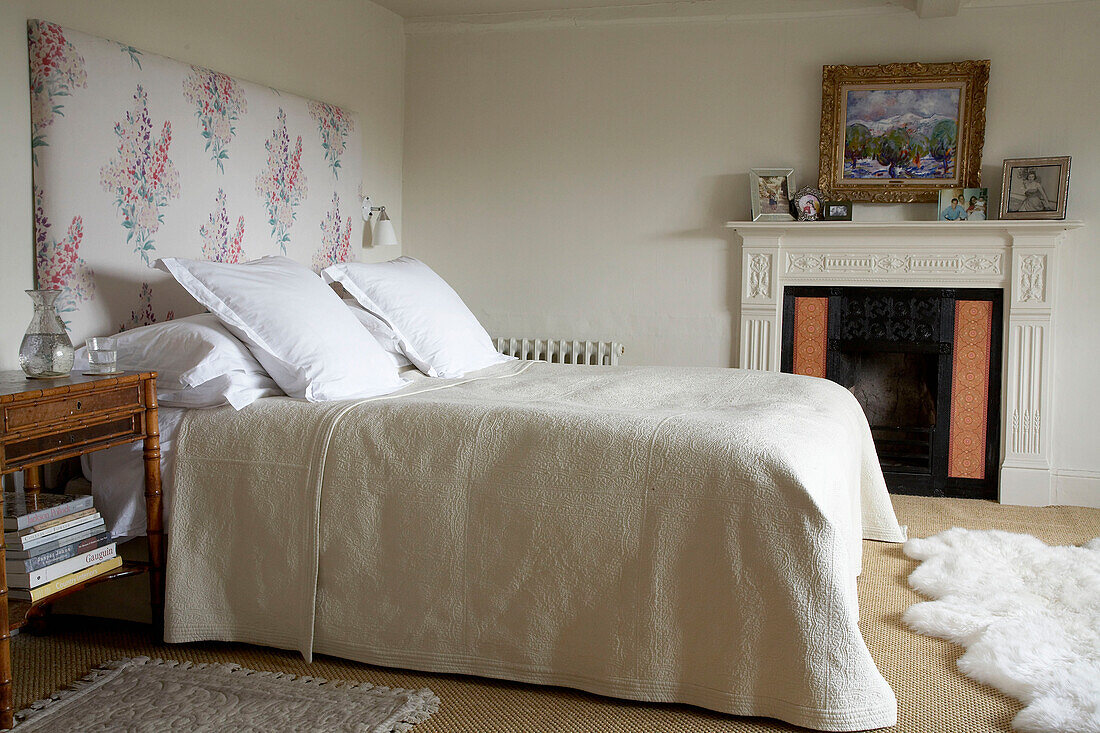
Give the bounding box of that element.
[818,60,989,203]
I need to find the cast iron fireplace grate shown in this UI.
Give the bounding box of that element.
[781,286,1003,499]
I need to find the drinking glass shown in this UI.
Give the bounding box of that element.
[85,337,118,374]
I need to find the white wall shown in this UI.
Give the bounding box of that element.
[0,0,406,370]
[403,2,1100,501]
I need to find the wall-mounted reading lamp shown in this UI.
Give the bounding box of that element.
[360,195,399,248]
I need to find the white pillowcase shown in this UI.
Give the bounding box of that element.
[156,256,406,401]
[324,257,511,378]
[73,314,282,410]
[343,299,412,369]
[159,371,280,410]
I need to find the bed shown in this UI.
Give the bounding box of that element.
[31,21,905,732]
[87,358,904,732]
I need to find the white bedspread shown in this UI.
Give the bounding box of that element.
[165,361,905,731]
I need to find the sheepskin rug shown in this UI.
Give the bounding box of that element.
[903,528,1100,733]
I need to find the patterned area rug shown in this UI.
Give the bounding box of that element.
[16,657,439,732]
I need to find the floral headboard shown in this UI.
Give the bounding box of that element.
[28,20,363,342]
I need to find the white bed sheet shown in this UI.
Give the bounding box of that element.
[82,407,187,539]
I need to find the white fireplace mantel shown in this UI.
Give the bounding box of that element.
[725,219,1084,506]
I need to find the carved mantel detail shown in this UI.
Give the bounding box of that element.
[786,252,1003,276]
[1018,254,1046,302]
[1012,408,1041,455]
[748,254,771,298]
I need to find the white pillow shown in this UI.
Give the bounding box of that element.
[343,299,412,369]
[160,371,281,410]
[156,256,406,401]
[324,257,511,378]
[73,314,282,410]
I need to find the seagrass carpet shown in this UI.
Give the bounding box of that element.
[12,495,1100,733]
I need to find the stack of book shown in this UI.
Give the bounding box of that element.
[4,492,119,603]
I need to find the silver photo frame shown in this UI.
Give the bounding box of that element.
[999,156,1071,220]
[749,168,795,222]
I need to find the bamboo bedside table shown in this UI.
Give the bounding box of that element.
[0,371,164,729]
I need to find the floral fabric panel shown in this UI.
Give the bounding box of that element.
[312,193,353,272]
[99,85,182,264]
[183,66,247,173]
[792,297,828,379]
[200,190,246,263]
[256,109,308,252]
[34,185,93,321]
[28,20,86,163]
[309,101,355,179]
[27,19,364,342]
[119,283,174,333]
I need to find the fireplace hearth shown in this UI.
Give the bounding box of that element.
[781,286,1002,499]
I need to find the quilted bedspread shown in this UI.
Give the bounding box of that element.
[165,361,905,731]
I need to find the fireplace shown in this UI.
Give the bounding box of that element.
[731,220,1078,505]
[780,287,1002,499]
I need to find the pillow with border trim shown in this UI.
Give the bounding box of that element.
[73,313,282,410]
[156,256,406,401]
[324,257,511,378]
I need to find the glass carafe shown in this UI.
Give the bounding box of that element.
[19,289,75,378]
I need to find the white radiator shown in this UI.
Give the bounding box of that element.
[495,338,624,366]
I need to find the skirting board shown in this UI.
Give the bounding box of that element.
[1053,470,1100,508]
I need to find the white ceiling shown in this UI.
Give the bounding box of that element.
[373,0,682,16]
[373,0,1085,20]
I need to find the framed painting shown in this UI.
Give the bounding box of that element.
[999,156,1071,220]
[749,168,795,221]
[818,60,990,203]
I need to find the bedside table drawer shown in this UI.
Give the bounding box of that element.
[2,383,143,432]
[2,413,143,468]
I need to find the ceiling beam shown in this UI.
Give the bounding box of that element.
[915,0,963,17]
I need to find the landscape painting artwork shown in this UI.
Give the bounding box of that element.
[818,61,989,202]
[843,86,962,181]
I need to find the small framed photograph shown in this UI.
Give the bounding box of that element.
[749,168,795,222]
[999,156,1071,220]
[791,187,825,221]
[937,187,988,221]
[822,200,853,221]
